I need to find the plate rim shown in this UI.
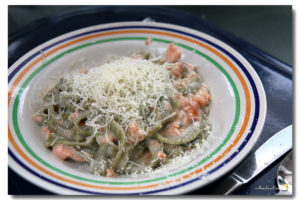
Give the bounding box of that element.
[8,21,267,195]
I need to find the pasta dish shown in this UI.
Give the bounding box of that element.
[33,40,211,177]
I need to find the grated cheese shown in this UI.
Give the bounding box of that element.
[62,57,177,131]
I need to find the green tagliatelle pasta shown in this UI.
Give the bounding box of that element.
[33,42,212,177]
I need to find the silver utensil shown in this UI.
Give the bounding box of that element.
[277,151,292,195]
[211,125,292,195]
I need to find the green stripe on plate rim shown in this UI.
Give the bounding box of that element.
[11,37,240,185]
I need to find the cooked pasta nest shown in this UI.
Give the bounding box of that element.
[33,42,212,177]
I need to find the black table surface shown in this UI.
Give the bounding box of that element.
[8,5,293,195]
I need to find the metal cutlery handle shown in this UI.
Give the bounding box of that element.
[212,174,244,195]
[211,125,292,195]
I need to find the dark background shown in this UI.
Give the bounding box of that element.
[8,5,293,195]
[8,5,292,65]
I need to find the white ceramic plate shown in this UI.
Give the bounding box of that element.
[8,22,266,195]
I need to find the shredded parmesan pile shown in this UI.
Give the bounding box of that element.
[63,57,177,130]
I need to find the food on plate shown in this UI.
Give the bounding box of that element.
[33,41,212,177]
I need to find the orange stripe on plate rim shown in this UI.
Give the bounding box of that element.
[8,29,251,191]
